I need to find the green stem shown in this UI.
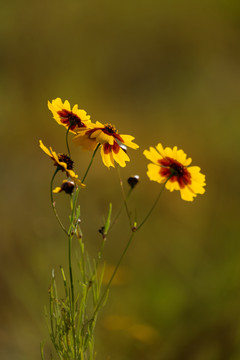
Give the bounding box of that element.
[93,231,135,318]
[109,188,132,232]
[67,143,101,236]
[66,126,71,157]
[136,177,170,232]
[50,168,68,235]
[68,234,77,359]
[81,143,101,183]
[68,235,74,307]
[117,167,132,229]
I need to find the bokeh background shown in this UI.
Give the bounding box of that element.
[1,0,240,359]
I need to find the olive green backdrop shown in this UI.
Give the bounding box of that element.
[1,0,240,359]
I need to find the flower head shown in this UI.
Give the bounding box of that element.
[143,143,206,201]
[39,140,85,188]
[48,98,92,132]
[73,121,139,167]
[53,180,75,194]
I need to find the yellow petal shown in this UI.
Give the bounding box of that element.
[112,147,130,167]
[73,133,97,151]
[146,163,165,183]
[163,146,174,158]
[90,129,102,139]
[188,167,206,194]
[100,146,115,167]
[63,100,71,111]
[96,131,113,145]
[70,176,86,188]
[143,147,162,165]
[39,140,52,158]
[156,143,165,158]
[180,186,196,201]
[165,179,180,192]
[72,104,78,113]
[95,121,104,127]
[53,187,62,193]
[121,135,139,149]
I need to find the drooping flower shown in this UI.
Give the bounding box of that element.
[39,140,85,188]
[53,180,75,194]
[143,143,206,201]
[73,121,139,167]
[48,98,93,132]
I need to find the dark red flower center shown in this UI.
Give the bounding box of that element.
[104,124,116,135]
[103,141,120,154]
[57,154,74,170]
[159,157,191,188]
[86,123,124,143]
[57,109,86,131]
[103,124,124,142]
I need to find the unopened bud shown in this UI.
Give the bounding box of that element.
[127,175,140,189]
[61,180,75,194]
[53,180,75,194]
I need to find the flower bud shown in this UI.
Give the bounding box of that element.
[127,175,140,189]
[53,180,75,194]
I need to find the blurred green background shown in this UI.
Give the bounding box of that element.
[1,0,240,359]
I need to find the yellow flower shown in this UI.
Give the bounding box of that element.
[39,140,85,188]
[48,98,93,132]
[143,143,206,201]
[73,121,139,167]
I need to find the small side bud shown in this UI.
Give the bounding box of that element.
[127,175,140,189]
[98,226,105,236]
[98,226,107,240]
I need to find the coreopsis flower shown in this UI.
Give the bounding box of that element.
[39,140,85,188]
[48,98,92,132]
[73,121,139,167]
[53,180,75,194]
[143,143,206,201]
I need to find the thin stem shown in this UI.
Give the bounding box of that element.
[117,167,132,229]
[92,179,169,319]
[66,126,71,157]
[136,177,170,232]
[92,231,135,319]
[50,168,68,235]
[68,234,77,359]
[68,235,74,307]
[109,188,132,232]
[88,236,106,286]
[81,143,101,183]
[66,143,101,236]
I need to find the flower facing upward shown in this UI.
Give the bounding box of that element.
[39,140,85,188]
[48,98,92,132]
[143,143,206,201]
[73,121,139,167]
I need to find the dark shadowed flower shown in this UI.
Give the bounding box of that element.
[39,140,85,188]
[53,180,75,194]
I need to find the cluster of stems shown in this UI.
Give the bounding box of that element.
[41,129,167,360]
